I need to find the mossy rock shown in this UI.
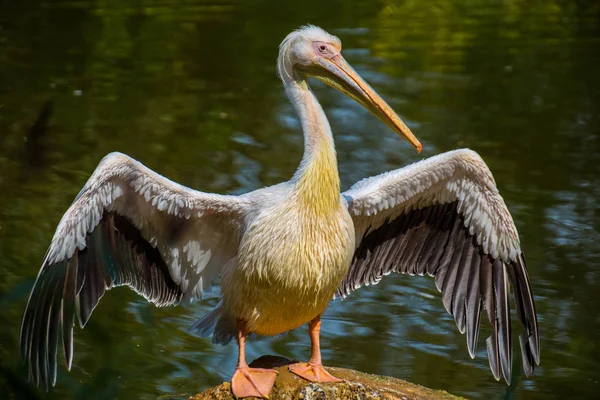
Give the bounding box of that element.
[175,355,464,400]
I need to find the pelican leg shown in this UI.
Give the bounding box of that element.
[289,315,342,383]
[231,323,278,399]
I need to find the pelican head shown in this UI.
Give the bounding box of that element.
[278,25,422,153]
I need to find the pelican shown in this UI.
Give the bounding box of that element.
[20,26,539,398]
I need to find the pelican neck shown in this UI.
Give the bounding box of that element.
[286,79,341,213]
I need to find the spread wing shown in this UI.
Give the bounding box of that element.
[338,149,540,384]
[20,152,253,389]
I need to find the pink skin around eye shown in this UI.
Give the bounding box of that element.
[312,41,338,58]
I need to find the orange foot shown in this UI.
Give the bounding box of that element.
[231,367,278,399]
[288,362,342,383]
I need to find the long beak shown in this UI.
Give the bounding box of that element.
[306,54,422,153]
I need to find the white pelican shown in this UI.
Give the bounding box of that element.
[20,25,539,398]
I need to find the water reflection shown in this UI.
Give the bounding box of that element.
[1,0,599,399]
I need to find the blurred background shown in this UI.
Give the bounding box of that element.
[1,0,599,399]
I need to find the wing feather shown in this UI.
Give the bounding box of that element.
[451,239,473,334]
[494,260,512,383]
[465,250,482,358]
[339,149,539,384]
[20,152,252,389]
[434,216,461,293]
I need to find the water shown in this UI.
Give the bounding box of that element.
[1,0,599,399]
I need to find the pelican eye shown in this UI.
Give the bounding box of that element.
[312,42,332,56]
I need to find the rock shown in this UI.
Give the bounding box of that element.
[180,355,463,400]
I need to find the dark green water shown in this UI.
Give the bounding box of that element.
[1,0,599,399]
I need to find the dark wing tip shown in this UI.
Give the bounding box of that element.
[486,334,501,382]
[20,211,186,388]
[482,253,540,384]
[493,260,512,384]
[20,260,67,389]
[507,253,540,374]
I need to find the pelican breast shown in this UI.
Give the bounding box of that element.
[222,190,355,336]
